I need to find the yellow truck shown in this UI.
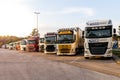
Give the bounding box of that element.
[57,27,84,55]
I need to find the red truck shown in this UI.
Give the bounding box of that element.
[26,36,39,52]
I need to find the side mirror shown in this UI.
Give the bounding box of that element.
[113,28,116,34]
[113,28,117,37]
[82,31,84,38]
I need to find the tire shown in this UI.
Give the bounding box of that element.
[106,57,112,60]
[85,57,89,59]
[75,48,79,54]
[23,48,26,51]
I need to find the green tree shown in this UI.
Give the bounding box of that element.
[0,35,23,47]
[30,28,40,36]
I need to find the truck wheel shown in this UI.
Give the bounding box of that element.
[36,48,39,52]
[24,48,26,51]
[85,57,89,59]
[106,57,112,60]
[75,48,79,54]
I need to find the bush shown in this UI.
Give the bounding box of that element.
[112,49,120,57]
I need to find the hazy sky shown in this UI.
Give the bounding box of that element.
[0,0,120,37]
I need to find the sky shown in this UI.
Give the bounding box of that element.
[0,0,120,37]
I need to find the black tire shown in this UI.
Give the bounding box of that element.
[85,57,89,59]
[75,48,79,54]
[106,57,112,60]
[23,48,26,51]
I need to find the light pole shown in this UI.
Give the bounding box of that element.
[34,12,40,36]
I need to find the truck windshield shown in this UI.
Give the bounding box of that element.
[27,40,36,44]
[21,41,27,45]
[40,38,44,43]
[9,43,13,46]
[85,26,112,38]
[58,34,73,43]
[45,36,56,43]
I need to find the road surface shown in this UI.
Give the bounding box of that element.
[0,48,120,80]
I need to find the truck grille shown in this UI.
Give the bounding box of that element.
[60,49,70,53]
[89,42,108,55]
[46,45,55,52]
[58,45,71,53]
[28,46,34,50]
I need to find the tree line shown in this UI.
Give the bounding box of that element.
[0,35,23,48]
[0,28,40,48]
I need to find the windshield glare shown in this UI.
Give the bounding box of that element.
[86,27,112,38]
[58,34,73,43]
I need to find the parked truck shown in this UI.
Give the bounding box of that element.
[44,32,57,54]
[8,42,14,50]
[15,41,21,50]
[39,37,44,52]
[26,36,39,52]
[84,19,114,59]
[20,39,27,51]
[118,38,120,49]
[57,27,84,55]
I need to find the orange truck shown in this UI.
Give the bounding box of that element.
[26,36,39,52]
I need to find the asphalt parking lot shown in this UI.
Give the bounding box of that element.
[1,48,120,80]
[19,51,120,77]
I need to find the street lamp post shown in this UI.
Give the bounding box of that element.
[34,12,40,36]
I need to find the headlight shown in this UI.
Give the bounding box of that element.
[107,50,112,54]
[85,50,89,54]
[108,42,112,49]
[84,43,89,49]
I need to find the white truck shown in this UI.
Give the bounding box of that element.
[20,39,27,51]
[57,27,84,55]
[44,32,57,54]
[8,42,14,50]
[39,37,44,52]
[118,39,120,48]
[84,19,114,59]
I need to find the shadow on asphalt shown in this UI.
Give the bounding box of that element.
[87,57,113,60]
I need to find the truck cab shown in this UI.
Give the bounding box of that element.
[44,32,57,54]
[26,36,39,52]
[20,39,27,51]
[57,27,84,55]
[84,20,113,59]
[39,37,44,52]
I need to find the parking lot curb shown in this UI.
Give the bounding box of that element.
[112,54,120,65]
